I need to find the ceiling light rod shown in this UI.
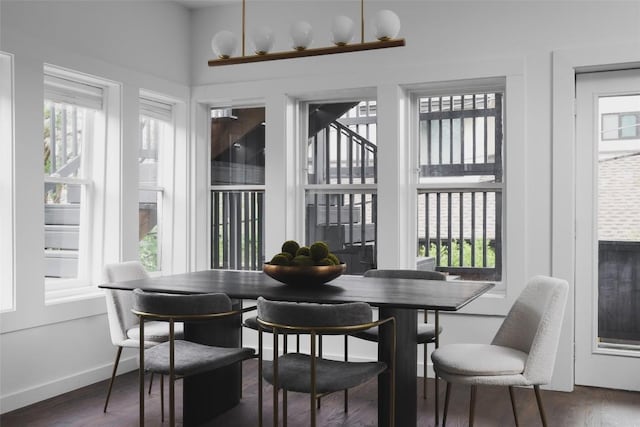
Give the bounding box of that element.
[208,0,405,67]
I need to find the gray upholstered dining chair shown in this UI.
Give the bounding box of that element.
[102,261,184,412]
[256,297,396,427]
[132,289,256,427]
[356,269,446,402]
[431,275,569,427]
[244,309,340,411]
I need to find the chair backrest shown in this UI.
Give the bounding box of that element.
[491,275,569,385]
[257,297,372,332]
[363,269,446,281]
[132,289,232,318]
[103,261,149,346]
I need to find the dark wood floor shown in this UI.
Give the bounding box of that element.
[2,359,639,426]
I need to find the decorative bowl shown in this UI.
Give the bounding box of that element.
[263,263,346,286]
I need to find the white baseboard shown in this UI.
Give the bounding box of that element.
[0,355,138,414]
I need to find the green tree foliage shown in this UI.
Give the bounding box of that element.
[139,225,158,271]
[419,239,496,268]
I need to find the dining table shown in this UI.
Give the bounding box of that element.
[100,269,493,427]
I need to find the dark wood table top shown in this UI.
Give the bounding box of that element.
[99,269,494,311]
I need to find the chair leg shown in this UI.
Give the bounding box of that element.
[434,310,441,425]
[344,335,349,413]
[317,335,322,409]
[283,389,288,427]
[148,372,154,395]
[442,381,451,427]
[508,386,519,426]
[103,346,123,413]
[258,330,263,427]
[469,385,477,427]
[533,385,548,427]
[435,374,440,425]
[160,374,165,422]
[139,322,145,427]
[423,343,428,399]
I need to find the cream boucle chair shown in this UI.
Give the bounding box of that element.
[102,261,184,413]
[431,275,569,427]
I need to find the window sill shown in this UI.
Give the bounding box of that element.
[45,283,104,306]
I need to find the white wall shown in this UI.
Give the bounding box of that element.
[1,0,639,415]
[190,0,640,394]
[0,0,191,413]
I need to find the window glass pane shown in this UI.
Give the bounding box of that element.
[305,99,377,276]
[44,101,88,178]
[597,94,640,347]
[305,191,377,275]
[211,107,265,185]
[44,183,81,279]
[602,114,619,140]
[419,93,502,184]
[139,116,164,187]
[620,114,638,138]
[210,190,264,270]
[139,190,161,272]
[307,101,377,185]
[417,191,500,281]
[417,90,503,281]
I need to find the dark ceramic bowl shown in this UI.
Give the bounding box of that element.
[263,263,346,286]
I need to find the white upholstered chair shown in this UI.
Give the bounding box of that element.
[102,261,184,412]
[431,275,569,426]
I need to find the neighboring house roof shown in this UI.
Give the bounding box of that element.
[598,152,640,241]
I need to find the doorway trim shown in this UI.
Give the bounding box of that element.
[552,42,640,392]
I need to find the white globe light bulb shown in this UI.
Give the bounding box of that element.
[211,30,237,59]
[331,15,355,46]
[251,26,275,55]
[373,10,401,41]
[290,21,313,51]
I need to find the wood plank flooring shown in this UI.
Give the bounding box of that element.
[2,359,639,426]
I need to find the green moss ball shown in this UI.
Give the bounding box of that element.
[277,252,294,261]
[309,241,330,260]
[291,255,314,266]
[327,253,341,265]
[296,246,311,257]
[315,257,334,266]
[281,240,300,257]
[270,254,291,265]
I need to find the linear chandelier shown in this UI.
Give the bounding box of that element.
[208,0,405,67]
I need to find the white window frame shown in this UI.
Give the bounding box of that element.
[138,95,174,274]
[0,52,15,312]
[139,90,181,276]
[407,78,515,300]
[43,64,120,301]
[208,103,267,271]
[411,83,505,286]
[298,95,378,273]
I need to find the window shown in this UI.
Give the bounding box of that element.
[210,106,265,270]
[0,52,14,311]
[43,70,104,287]
[602,111,640,140]
[139,97,173,272]
[304,100,377,275]
[416,91,504,281]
